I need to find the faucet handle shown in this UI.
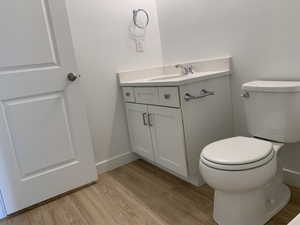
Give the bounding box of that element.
[175,64,189,75]
[187,64,194,74]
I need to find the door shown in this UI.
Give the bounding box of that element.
[125,103,154,161]
[148,106,188,177]
[0,0,97,214]
[0,193,5,219]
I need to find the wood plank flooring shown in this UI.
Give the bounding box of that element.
[2,159,300,225]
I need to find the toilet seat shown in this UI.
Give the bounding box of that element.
[200,137,275,171]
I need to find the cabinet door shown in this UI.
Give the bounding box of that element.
[125,103,154,161]
[148,106,188,177]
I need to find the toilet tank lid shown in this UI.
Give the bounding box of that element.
[243,80,300,93]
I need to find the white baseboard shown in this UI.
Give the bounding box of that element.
[96,152,139,174]
[283,168,300,188]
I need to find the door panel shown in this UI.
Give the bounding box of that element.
[0,0,97,214]
[125,103,154,161]
[3,92,77,178]
[0,0,57,69]
[149,106,188,177]
[0,0,76,100]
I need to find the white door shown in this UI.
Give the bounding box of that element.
[148,106,188,177]
[125,103,154,161]
[0,0,97,214]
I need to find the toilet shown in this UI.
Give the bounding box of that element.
[289,214,300,225]
[200,80,300,225]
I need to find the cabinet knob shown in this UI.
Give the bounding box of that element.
[164,94,171,99]
[126,92,131,97]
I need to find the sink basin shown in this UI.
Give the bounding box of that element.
[120,70,230,87]
[148,74,186,81]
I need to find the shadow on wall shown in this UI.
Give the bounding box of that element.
[279,143,300,188]
[108,80,132,158]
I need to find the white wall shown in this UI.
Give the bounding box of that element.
[65,0,163,166]
[156,0,300,134]
[65,0,300,183]
[155,0,300,183]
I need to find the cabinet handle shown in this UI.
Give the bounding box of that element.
[148,113,153,127]
[241,91,250,98]
[142,113,148,126]
[184,89,215,102]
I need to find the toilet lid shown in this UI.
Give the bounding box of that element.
[201,137,273,166]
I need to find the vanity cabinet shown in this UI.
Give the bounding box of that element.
[126,103,188,177]
[122,75,233,186]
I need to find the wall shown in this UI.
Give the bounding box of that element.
[65,0,163,169]
[65,0,300,183]
[155,0,300,184]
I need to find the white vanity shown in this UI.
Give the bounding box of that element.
[119,57,233,185]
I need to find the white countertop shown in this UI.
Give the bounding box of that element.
[118,56,232,87]
[120,70,230,87]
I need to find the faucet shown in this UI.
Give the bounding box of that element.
[175,64,194,75]
[187,64,194,74]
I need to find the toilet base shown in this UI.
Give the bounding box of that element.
[213,181,291,225]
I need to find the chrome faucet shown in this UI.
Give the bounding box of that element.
[187,64,194,74]
[175,64,194,75]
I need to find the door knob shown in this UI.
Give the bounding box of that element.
[67,73,78,82]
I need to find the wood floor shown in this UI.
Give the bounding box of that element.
[1,160,300,225]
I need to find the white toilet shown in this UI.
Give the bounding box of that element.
[200,80,300,225]
[289,214,300,225]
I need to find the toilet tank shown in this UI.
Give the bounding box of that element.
[242,81,300,143]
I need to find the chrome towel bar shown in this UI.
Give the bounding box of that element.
[184,89,215,102]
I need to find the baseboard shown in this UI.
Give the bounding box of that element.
[96,152,139,174]
[283,168,300,188]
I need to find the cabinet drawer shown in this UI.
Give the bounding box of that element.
[122,87,135,102]
[135,87,159,105]
[158,87,180,107]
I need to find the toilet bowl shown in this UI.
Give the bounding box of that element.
[199,80,300,225]
[200,136,290,225]
[200,137,276,192]
[289,214,300,225]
